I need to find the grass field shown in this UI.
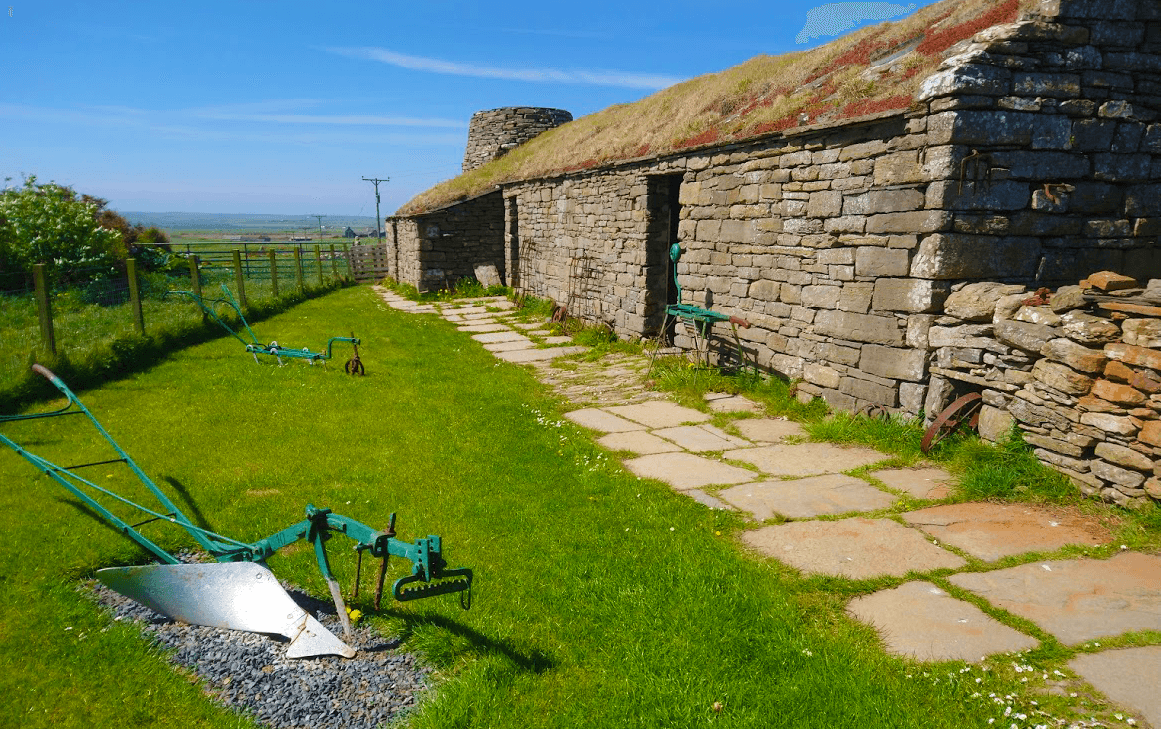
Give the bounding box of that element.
[0,285,1154,728]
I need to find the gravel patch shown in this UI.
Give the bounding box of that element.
[87,569,431,729]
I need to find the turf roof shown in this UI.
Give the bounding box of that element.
[399,0,1034,215]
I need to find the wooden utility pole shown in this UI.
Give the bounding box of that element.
[310,214,326,237]
[361,177,389,241]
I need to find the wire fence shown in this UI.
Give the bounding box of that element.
[1,242,353,388]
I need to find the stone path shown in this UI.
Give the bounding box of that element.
[373,286,1161,727]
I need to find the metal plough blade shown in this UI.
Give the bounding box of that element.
[96,562,356,659]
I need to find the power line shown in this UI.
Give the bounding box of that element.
[309,214,326,237]
[361,177,389,240]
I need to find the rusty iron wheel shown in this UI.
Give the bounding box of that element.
[921,392,983,453]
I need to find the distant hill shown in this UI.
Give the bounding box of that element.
[116,211,381,233]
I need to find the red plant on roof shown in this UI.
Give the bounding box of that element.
[840,94,912,118]
[633,143,651,157]
[916,0,1019,56]
[750,114,799,136]
[674,127,721,149]
[561,158,600,173]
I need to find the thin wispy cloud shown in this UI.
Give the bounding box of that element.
[796,2,917,44]
[327,47,682,90]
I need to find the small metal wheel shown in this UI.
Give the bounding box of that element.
[551,304,568,323]
[861,403,892,421]
[344,356,365,375]
[921,392,983,453]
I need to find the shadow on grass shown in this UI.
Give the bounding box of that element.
[384,609,555,675]
[162,475,216,535]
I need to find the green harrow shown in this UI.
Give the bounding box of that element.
[0,366,471,658]
[168,285,363,370]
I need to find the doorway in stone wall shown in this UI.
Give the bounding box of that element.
[506,196,520,290]
[644,174,683,336]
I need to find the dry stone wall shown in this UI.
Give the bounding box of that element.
[462,107,573,173]
[388,191,505,291]
[933,273,1161,508]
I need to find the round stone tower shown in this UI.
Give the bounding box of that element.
[462,107,573,172]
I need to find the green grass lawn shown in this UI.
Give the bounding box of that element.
[0,285,1130,728]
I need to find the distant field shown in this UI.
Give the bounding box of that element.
[117,211,381,234]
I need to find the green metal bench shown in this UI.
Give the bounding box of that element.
[650,244,752,369]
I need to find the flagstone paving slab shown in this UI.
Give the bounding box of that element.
[903,503,1111,562]
[604,401,711,429]
[565,408,646,433]
[732,418,806,443]
[472,331,529,344]
[847,581,1039,662]
[685,489,735,511]
[624,452,756,490]
[871,467,954,500]
[442,305,489,314]
[484,341,536,352]
[949,552,1161,645]
[513,322,544,330]
[742,518,966,578]
[596,430,682,455]
[719,474,897,520]
[458,323,509,332]
[460,312,499,320]
[723,443,888,477]
[494,346,586,363]
[652,424,750,452]
[543,336,573,344]
[1068,646,1161,728]
[704,392,764,413]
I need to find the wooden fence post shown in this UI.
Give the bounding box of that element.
[269,249,279,298]
[343,243,351,279]
[233,250,247,308]
[126,258,145,335]
[33,263,56,355]
[294,248,304,292]
[189,254,202,298]
[330,244,338,278]
[315,245,323,285]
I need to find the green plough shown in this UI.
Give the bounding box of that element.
[0,366,471,658]
[169,285,363,371]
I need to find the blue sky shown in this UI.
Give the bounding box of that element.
[2,1,929,217]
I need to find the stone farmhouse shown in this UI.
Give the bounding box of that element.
[377,0,1161,506]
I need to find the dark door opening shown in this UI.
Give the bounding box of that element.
[644,174,683,336]
[505,196,520,290]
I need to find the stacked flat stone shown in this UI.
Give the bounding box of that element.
[932,272,1161,508]
[462,107,573,173]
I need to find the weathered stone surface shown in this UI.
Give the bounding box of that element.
[472,330,530,344]
[1010,396,1074,430]
[718,474,895,520]
[1087,270,1139,291]
[871,278,949,313]
[1091,378,1147,405]
[704,392,763,413]
[1049,285,1087,312]
[855,247,909,277]
[944,282,1027,321]
[732,418,806,443]
[565,408,647,433]
[1032,359,1095,395]
[742,519,966,579]
[1041,338,1108,373]
[1094,442,1155,472]
[1123,318,1161,348]
[997,319,1060,353]
[1015,306,1062,326]
[978,404,1016,442]
[929,324,995,348]
[653,424,750,452]
[871,467,954,500]
[723,443,888,477]
[624,452,756,490]
[859,345,928,382]
[911,234,1040,279]
[597,430,683,455]
[848,581,1038,662]
[1140,420,1161,447]
[815,310,903,345]
[903,503,1109,561]
[604,401,711,428]
[1080,411,1141,436]
[1106,342,1161,370]
[1069,647,1161,729]
[1063,311,1122,344]
[1092,459,1148,488]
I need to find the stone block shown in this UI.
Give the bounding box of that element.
[808,190,843,218]
[866,189,925,214]
[1033,359,1095,395]
[918,64,1012,100]
[749,279,780,301]
[865,211,951,235]
[978,404,1016,442]
[872,279,949,313]
[1093,153,1153,182]
[928,324,995,348]
[926,180,1031,211]
[911,234,1041,280]
[855,247,909,277]
[996,319,1060,353]
[802,285,842,309]
[1091,460,1147,489]
[873,151,924,186]
[1063,312,1122,344]
[803,362,842,389]
[1091,378,1147,406]
[1009,396,1074,430]
[719,219,753,244]
[945,282,1028,321]
[860,344,928,382]
[1123,318,1161,348]
[1079,411,1141,436]
[818,247,854,265]
[1041,338,1108,373]
[1013,72,1081,98]
[840,375,898,407]
[839,283,873,313]
[930,110,1035,146]
[1140,420,1161,447]
[815,310,903,345]
[1094,442,1155,472]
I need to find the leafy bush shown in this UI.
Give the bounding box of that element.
[0,176,124,288]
